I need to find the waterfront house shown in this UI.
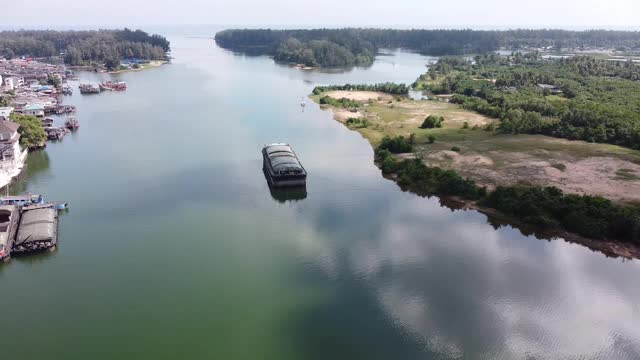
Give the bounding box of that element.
[2,77,15,91]
[0,120,22,161]
[0,107,13,121]
[23,104,45,118]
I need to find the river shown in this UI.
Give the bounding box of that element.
[1,32,639,360]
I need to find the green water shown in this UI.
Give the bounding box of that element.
[1,33,639,359]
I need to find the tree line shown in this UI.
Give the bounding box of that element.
[0,29,170,69]
[424,54,640,149]
[312,83,409,95]
[215,28,640,67]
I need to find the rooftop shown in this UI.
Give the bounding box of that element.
[0,120,20,134]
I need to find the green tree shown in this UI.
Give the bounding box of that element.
[46,74,61,87]
[9,113,47,150]
[421,115,444,129]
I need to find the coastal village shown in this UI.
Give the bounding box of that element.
[0,56,130,262]
[0,57,129,187]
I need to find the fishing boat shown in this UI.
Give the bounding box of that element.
[79,84,100,94]
[45,127,67,140]
[65,116,79,130]
[262,143,307,187]
[41,117,55,127]
[1,194,44,207]
[99,81,127,91]
[0,205,18,262]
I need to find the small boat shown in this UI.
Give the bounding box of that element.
[45,127,67,140]
[61,86,73,95]
[99,81,127,91]
[0,205,18,262]
[65,116,79,131]
[54,202,68,211]
[41,117,55,127]
[262,143,307,187]
[78,84,100,94]
[1,194,44,207]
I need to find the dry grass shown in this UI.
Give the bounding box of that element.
[314,92,640,203]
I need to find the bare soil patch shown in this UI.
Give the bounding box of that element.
[324,91,394,102]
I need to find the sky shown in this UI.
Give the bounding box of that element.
[3,0,640,29]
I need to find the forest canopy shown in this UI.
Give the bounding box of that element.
[0,29,170,69]
[419,53,640,149]
[215,28,640,67]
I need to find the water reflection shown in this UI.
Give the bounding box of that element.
[9,150,51,194]
[293,191,640,359]
[268,184,307,203]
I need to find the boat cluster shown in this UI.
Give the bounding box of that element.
[42,115,79,142]
[79,81,127,94]
[0,194,67,263]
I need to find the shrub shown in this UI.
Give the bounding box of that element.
[428,135,436,144]
[462,121,469,129]
[420,115,444,129]
[378,135,413,153]
[345,117,369,128]
[451,146,461,152]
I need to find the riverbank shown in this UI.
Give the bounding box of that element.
[313,90,640,204]
[312,89,640,259]
[108,60,168,74]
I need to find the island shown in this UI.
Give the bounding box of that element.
[311,53,640,258]
[215,28,640,68]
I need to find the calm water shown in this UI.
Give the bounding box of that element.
[1,34,640,360]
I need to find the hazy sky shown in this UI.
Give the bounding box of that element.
[4,0,639,29]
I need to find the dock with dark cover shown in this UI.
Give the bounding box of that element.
[11,206,58,254]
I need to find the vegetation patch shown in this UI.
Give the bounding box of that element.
[616,168,640,181]
[420,115,444,129]
[424,53,640,149]
[9,113,46,150]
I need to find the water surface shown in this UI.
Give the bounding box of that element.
[1,34,639,360]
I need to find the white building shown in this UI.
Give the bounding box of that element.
[0,107,13,121]
[0,120,28,189]
[0,120,22,162]
[23,104,45,118]
[3,77,14,91]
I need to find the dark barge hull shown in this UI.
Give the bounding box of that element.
[11,205,58,256]
[262,144,307,187]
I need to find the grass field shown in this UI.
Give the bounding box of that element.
[313,90,640,203]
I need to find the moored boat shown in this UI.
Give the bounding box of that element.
[262,143,307,187]
[1,194,44,207]
[12,205,58,255]
[65,116,79,130]
[99,81,127,91]
[79,84,100,94]
[0,205,18,262]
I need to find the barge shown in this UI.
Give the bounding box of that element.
[262,143,307,187]
[11,205,58,255]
